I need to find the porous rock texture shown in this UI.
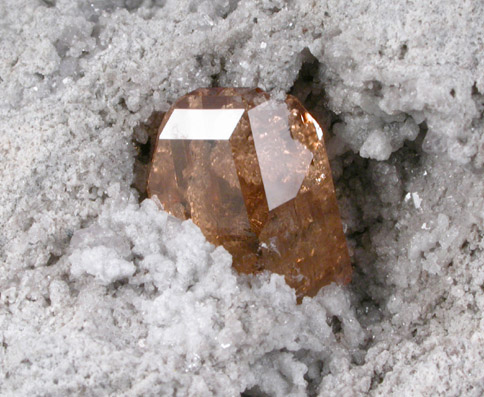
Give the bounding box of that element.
[1,0,483,396]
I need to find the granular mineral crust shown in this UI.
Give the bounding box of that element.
[148,88,351,298]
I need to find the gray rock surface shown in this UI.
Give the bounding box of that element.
[1,0,483,395]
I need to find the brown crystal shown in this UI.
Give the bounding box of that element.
[147,88,351,298]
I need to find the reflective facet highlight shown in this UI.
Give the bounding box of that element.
[249,100,314,210]
[160,109,245,140]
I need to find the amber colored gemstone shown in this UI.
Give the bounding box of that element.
[147,88,351,298]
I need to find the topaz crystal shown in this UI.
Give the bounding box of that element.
[147,88,351,298]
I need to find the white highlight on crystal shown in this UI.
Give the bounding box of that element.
[249,100,313,211]
[304,112,324,140]
[405,192,423,210]
[160,109,245,140]
[412,192,422,209]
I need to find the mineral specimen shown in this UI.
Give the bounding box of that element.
[147,88,351,298]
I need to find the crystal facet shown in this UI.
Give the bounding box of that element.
[147,88,351,298]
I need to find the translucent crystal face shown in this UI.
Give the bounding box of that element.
[147,88,351,298]
[248,99,314,210]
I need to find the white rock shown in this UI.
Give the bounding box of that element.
[1,0,484,395]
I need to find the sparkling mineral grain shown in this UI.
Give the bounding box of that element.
[147,88,351,298]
